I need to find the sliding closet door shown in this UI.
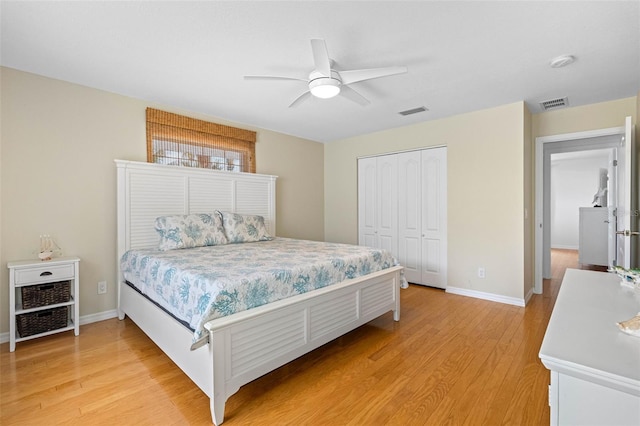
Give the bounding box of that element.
[421,147,447,288]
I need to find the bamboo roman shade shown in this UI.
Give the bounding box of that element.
[146,108,256,173]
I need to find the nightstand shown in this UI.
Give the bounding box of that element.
[7,256,80,351]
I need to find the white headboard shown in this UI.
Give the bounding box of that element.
[115,159,277,259]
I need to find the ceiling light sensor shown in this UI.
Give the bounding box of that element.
[549,54,576,68]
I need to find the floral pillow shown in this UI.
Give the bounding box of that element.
[155,213,227,251]
[218,211,273,243]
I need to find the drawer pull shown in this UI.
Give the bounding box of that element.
[40,271,53,276]
[37,311,53,318]
[38,284,54,291]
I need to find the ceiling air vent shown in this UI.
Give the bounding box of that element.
[398,106,428,116]
[540,97,569,111]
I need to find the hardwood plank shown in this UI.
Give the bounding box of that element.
[1,250,590,425]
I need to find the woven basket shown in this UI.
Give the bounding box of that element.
[17,306,68,337]
[21,281,70,309]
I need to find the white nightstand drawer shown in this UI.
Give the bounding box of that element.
[14,264,75,285]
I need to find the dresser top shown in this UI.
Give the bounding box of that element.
[539,268,640,395]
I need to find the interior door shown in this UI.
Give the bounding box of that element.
[615,116,636,268]
[607,148,617,268]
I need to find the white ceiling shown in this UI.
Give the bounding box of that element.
[1,1,639,143]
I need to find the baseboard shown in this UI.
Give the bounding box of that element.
[524,287,534,305]
[446,286,526,307]
[551,245,578,251]
[79,309,119,325]
[0,309,119,345]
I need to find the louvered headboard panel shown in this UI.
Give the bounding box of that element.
[116,160,277,258]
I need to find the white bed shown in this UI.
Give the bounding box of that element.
[115,159,403,425]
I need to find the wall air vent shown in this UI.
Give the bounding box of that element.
[398,106,428,116]
[540,97,569,111]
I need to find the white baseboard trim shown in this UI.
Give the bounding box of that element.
[0,309,119,345]
[524,287,534,305]
[551,245,578,251]
[79,310,119,325]
[446,286,526,307]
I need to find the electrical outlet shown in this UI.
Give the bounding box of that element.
[98,280,107,294]
[478,267,485,279]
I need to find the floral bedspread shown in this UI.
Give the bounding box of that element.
[120,238,405,349]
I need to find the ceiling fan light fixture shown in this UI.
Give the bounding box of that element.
[309,78,341,99]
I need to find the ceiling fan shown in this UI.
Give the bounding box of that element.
[244,39,408,107]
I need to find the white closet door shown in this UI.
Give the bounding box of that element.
[358,157,378,248]
[398,151,422,283]
[358,149,445,288]
[376,154,398,255]
[421,147,447,288]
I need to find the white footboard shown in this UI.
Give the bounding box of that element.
[205,266,402,425]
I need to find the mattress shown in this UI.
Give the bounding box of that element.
[120,237,405,349]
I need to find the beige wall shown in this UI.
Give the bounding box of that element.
[0,67,324,334]
[532,97,637,137]
[325,102,528,301]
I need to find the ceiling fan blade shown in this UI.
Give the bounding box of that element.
[289,91,312,108]
[340,85,370,106]
[244,75,307,82]
[339,66,408,85]
[310,39,331,77]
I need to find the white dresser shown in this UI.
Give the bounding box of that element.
[539,269,640,425]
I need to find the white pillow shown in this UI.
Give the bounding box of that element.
[155,212,227,251]
[218,211,273,243]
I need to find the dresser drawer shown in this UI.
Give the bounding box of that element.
[14,263,75,285]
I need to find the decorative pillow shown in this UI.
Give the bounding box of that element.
[219,211,273,243]
[155,213,227,251]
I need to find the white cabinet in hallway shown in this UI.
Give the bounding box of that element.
[358,147,447,288]
[578,207,609,266]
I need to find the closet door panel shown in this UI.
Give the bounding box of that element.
[421,148,447,288]
[423,238,441,272]
[400,237,420,278]
[377,155,398,256]
[358,157,377,247]
[398,151,422,283]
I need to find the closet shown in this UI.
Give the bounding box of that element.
[358,147,447,288]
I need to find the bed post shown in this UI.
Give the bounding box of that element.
[209,328,228,425]
[393,271,401,321]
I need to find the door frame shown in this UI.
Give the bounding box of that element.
[534,126,625,294]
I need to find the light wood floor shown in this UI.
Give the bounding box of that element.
[1,250,595,425]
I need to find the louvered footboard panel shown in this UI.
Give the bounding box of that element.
[361,279,395,318]
[229,309,306,378]
[309,294,359,340]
